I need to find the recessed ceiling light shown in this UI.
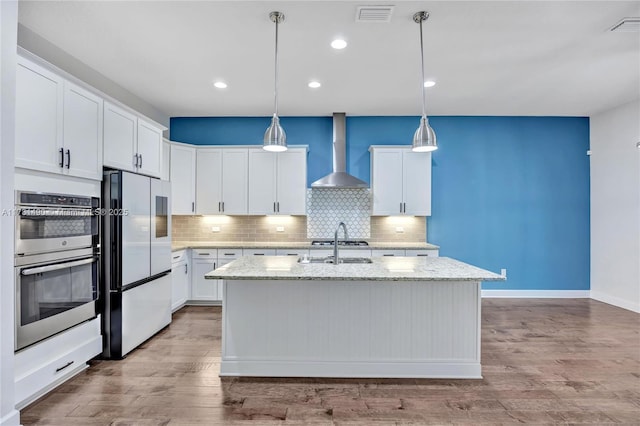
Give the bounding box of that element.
[331,39,347,49]
[308,81,321,88]
[423,80,436,88]
[213,81,227,89]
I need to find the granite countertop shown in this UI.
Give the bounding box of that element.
[172,241,439,251]
[205,256,505,282]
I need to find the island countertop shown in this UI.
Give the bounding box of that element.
[205,256,505,282]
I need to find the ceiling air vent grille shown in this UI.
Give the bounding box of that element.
[356,6,394,23]
[609,17,640,32]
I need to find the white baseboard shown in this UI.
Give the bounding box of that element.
[481,290,591,298]
[0,408,20,426]
[590,291,640,313]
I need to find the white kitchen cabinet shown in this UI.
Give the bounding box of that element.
[171,250,189,312]
[371,249,406,257]
[161,138,171,181]
[369,146,431,216]
[275,248,309,257]
[104,102,164,178]
[15,57,103,180]
[248,148,307,215]
[171,143,196,214]
[405,249,439,257]
[311,249,372,258]
[242,248,277,256]
[190,250,218,303]
[196,148,248,215]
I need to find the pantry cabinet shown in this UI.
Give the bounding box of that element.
[196,148,248,215]
[15,56,103,180]
[369,146,431,216]
[103,102,163,178]
[248,147,307,215]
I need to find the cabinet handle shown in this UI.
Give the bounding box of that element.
[218,202,221,212]
[184,264,188,274]
[253,253,265,256]
[400,202,403,213]
[59,148,64,167]
[286,253,298,256]
[403,202,406,213]
[224,253,235,256]
[383,254,395,256]
[199,252,210,256]
[139,154,142,168]
[55,360,74,373]
[416,254,429,257]
[172,255,180,260]
[274,202,276,213]
[277,202,280,213]
[222,202,224,212]
[191,202,195,212]
[133,153,138,168]
[65,149,71,169]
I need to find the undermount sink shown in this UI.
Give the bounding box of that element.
[298,256,373,264]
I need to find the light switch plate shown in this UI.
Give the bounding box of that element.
[276,226,285,232]
[395,226,404,233]
[211,226,220,232]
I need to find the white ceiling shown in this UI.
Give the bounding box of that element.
[18,1,640,118]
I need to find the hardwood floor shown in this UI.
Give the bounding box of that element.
[21,299,640,425]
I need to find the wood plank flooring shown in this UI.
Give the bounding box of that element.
[20,299,640,425]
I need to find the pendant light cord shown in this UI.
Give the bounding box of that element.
[274,15,279,117]
[419,16,426,119]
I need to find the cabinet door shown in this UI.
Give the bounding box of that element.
[221,149,249,214]
[137,119,163,178]
[62,82,103,180]
[170,144,196,214]
[15,57,64,174]
[191,260,218,301]
[402,151,431,216]
[196,149,222,215]
[171,261,189,311]
[276,149,307,215]
[371,149,403,215]
[104,102,137,172]
[121,172,151,287]
[248,150,277,214]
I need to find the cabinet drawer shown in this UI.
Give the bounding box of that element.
[243,249,276,256]
[171,250,187,264]
[192,249,217,259]
[310,249,372,258]
[218,249,242,259]
[371,249,405,257]
[405,249,439,257]
[15,317,102,409]
[275,248,309,257]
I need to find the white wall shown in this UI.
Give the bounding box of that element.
[590,100,640,313]
[0,1,20,424]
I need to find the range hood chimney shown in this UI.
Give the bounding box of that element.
[311,113,368,188]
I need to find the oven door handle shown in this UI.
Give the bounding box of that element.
[20,257,97,276]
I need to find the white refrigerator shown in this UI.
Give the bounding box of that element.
[102,170,171,359]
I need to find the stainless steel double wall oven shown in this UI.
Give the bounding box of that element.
[14,191,100,351]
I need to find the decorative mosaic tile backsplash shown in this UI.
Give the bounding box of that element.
[306,188,371,239]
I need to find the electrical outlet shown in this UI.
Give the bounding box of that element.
[276,226,285,232]
[211,226,220,232]
[395,226,404,233]
[501,268,507,278]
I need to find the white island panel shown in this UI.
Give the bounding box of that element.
[222,279,481,378]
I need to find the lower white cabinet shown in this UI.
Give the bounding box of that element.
[171,251,189,312]
[242,248,276,256]
[275,248,309,257]
[191,258,218,302]
[405,249,439,257]
[14,317,102,409]
[371,249,406,257]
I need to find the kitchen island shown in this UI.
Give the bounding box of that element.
[206,256,504,379]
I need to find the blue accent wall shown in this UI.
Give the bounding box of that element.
[171,115,590,291]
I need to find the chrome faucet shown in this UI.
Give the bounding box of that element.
[333,222,348,264]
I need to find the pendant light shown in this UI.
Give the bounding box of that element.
[412,11,437,152]
[263,11,287,152]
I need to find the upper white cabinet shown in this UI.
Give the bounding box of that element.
[196,148,248,215]
[369,146,431,216]
[248,148,307,215]
[15,57,103,180]
[104,102,163,178]
[170,143,196,214]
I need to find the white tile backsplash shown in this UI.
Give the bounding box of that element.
[306,188,370,239]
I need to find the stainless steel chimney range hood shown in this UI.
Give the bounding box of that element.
[311,113,368,188]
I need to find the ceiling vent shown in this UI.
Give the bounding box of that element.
[355,6,394,23]
[609,17,640,32]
